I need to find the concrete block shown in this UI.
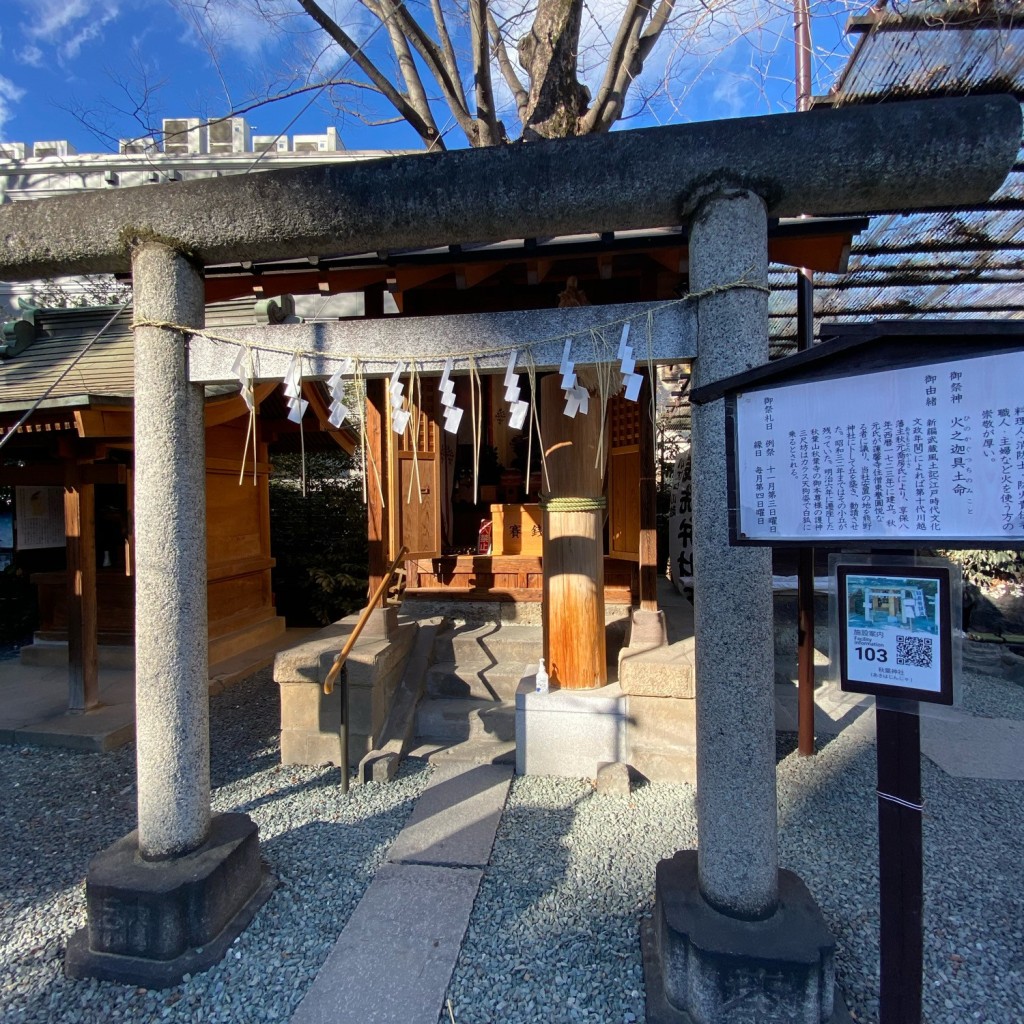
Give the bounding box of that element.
[515,677,626,779]
[630,608,668,646]
[387,763,512,868]
[921,714,1024,781]
[626,694,697,753]
[359,605,399,639]
[360,752,400,784]
[596,761,633,796]
[629,748,696,787]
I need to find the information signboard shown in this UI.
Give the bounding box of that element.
[15,486,65,550]
[837,564,953,705]
[733,349,1024,543]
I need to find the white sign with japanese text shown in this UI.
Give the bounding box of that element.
[734,350,1024,542]
[15,486,65,550]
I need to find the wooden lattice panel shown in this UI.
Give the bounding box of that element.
[608,394,642,447]
[397,379,438,453]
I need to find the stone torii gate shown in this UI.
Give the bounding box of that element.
[0,95,1017,1018]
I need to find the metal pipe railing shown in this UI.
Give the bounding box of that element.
[323,545,409,695]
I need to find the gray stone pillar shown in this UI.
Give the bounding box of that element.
[132,241,211,859]
[689,189,777,918]
[641,190,843,1024]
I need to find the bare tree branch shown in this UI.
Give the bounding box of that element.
[365,0,477,139]
[487,9,529,126]
[431,0,463,88]
[373,0,441,135]
[470,0,502,145]
[295,0,446,148]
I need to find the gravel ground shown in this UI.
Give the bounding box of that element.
[0,668,433,1024]
[2,660,1022,1024]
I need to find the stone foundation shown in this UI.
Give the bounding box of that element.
[643,850,849,1024]
[66,813,275,988]
[275,615,417,768]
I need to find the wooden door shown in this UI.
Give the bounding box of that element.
[607,394,641,561]
[388,377,442,559]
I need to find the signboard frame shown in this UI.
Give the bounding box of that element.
[703,324,1024,548]
[836,563,954,706]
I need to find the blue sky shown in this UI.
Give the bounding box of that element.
[0,0,860,153]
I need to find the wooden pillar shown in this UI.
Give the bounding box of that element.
[638,372,658,612]
[365,377,389,596]
[540,369,606,689]
[64,468,99,712]
[364,283,390,597]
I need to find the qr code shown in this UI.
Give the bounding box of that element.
[896,634,933,669]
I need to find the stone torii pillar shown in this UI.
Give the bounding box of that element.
[64,242,275,986]
[640,190,841,1022]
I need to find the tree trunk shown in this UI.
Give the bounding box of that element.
[518,0,590,140]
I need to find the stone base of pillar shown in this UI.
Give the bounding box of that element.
[630,607,668,647]
[66,812,275,989]
[642,850,850,1024]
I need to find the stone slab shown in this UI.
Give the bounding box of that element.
[921,712,1024,780]
[626,694,697,752]
[289,862,482,1024]
[515,678,626,778]
[387,763,512,868]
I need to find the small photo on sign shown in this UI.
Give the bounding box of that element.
[837,564,953,705]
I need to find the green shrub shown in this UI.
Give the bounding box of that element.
[269,451,369,626]
[939,549,1024,591]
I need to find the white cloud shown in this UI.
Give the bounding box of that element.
[15,0,123,64]
[177,0,290,59]
[20,45,44,68]
[0,74,26,139]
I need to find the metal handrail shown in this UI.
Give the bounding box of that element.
[322,545,409,695]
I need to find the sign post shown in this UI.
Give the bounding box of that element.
[837,562,954,1024]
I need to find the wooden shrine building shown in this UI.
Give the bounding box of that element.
[0,299,355,710]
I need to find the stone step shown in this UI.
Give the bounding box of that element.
[415,698,516,744]
[432,623,543,665]
[425,659,529,701]
[406,738,517,767]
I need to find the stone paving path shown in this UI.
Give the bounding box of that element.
[289,763,512,1024]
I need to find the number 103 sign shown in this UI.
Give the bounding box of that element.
[837,564,954,705]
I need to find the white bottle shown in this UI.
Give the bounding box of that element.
[535,657,549,694]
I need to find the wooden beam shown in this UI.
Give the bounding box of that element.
[455,262,501,290]
[0,464,126,487]
[393,266,451,292]
[648,248,686,275]
[302,382,357,455]
[204,267,388,304]
[769,233,852,274]
[527,260,552,285]
[203,383,276,429]
[74,407,133,438]
[541,369,607,689]
[64,470,99,711]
